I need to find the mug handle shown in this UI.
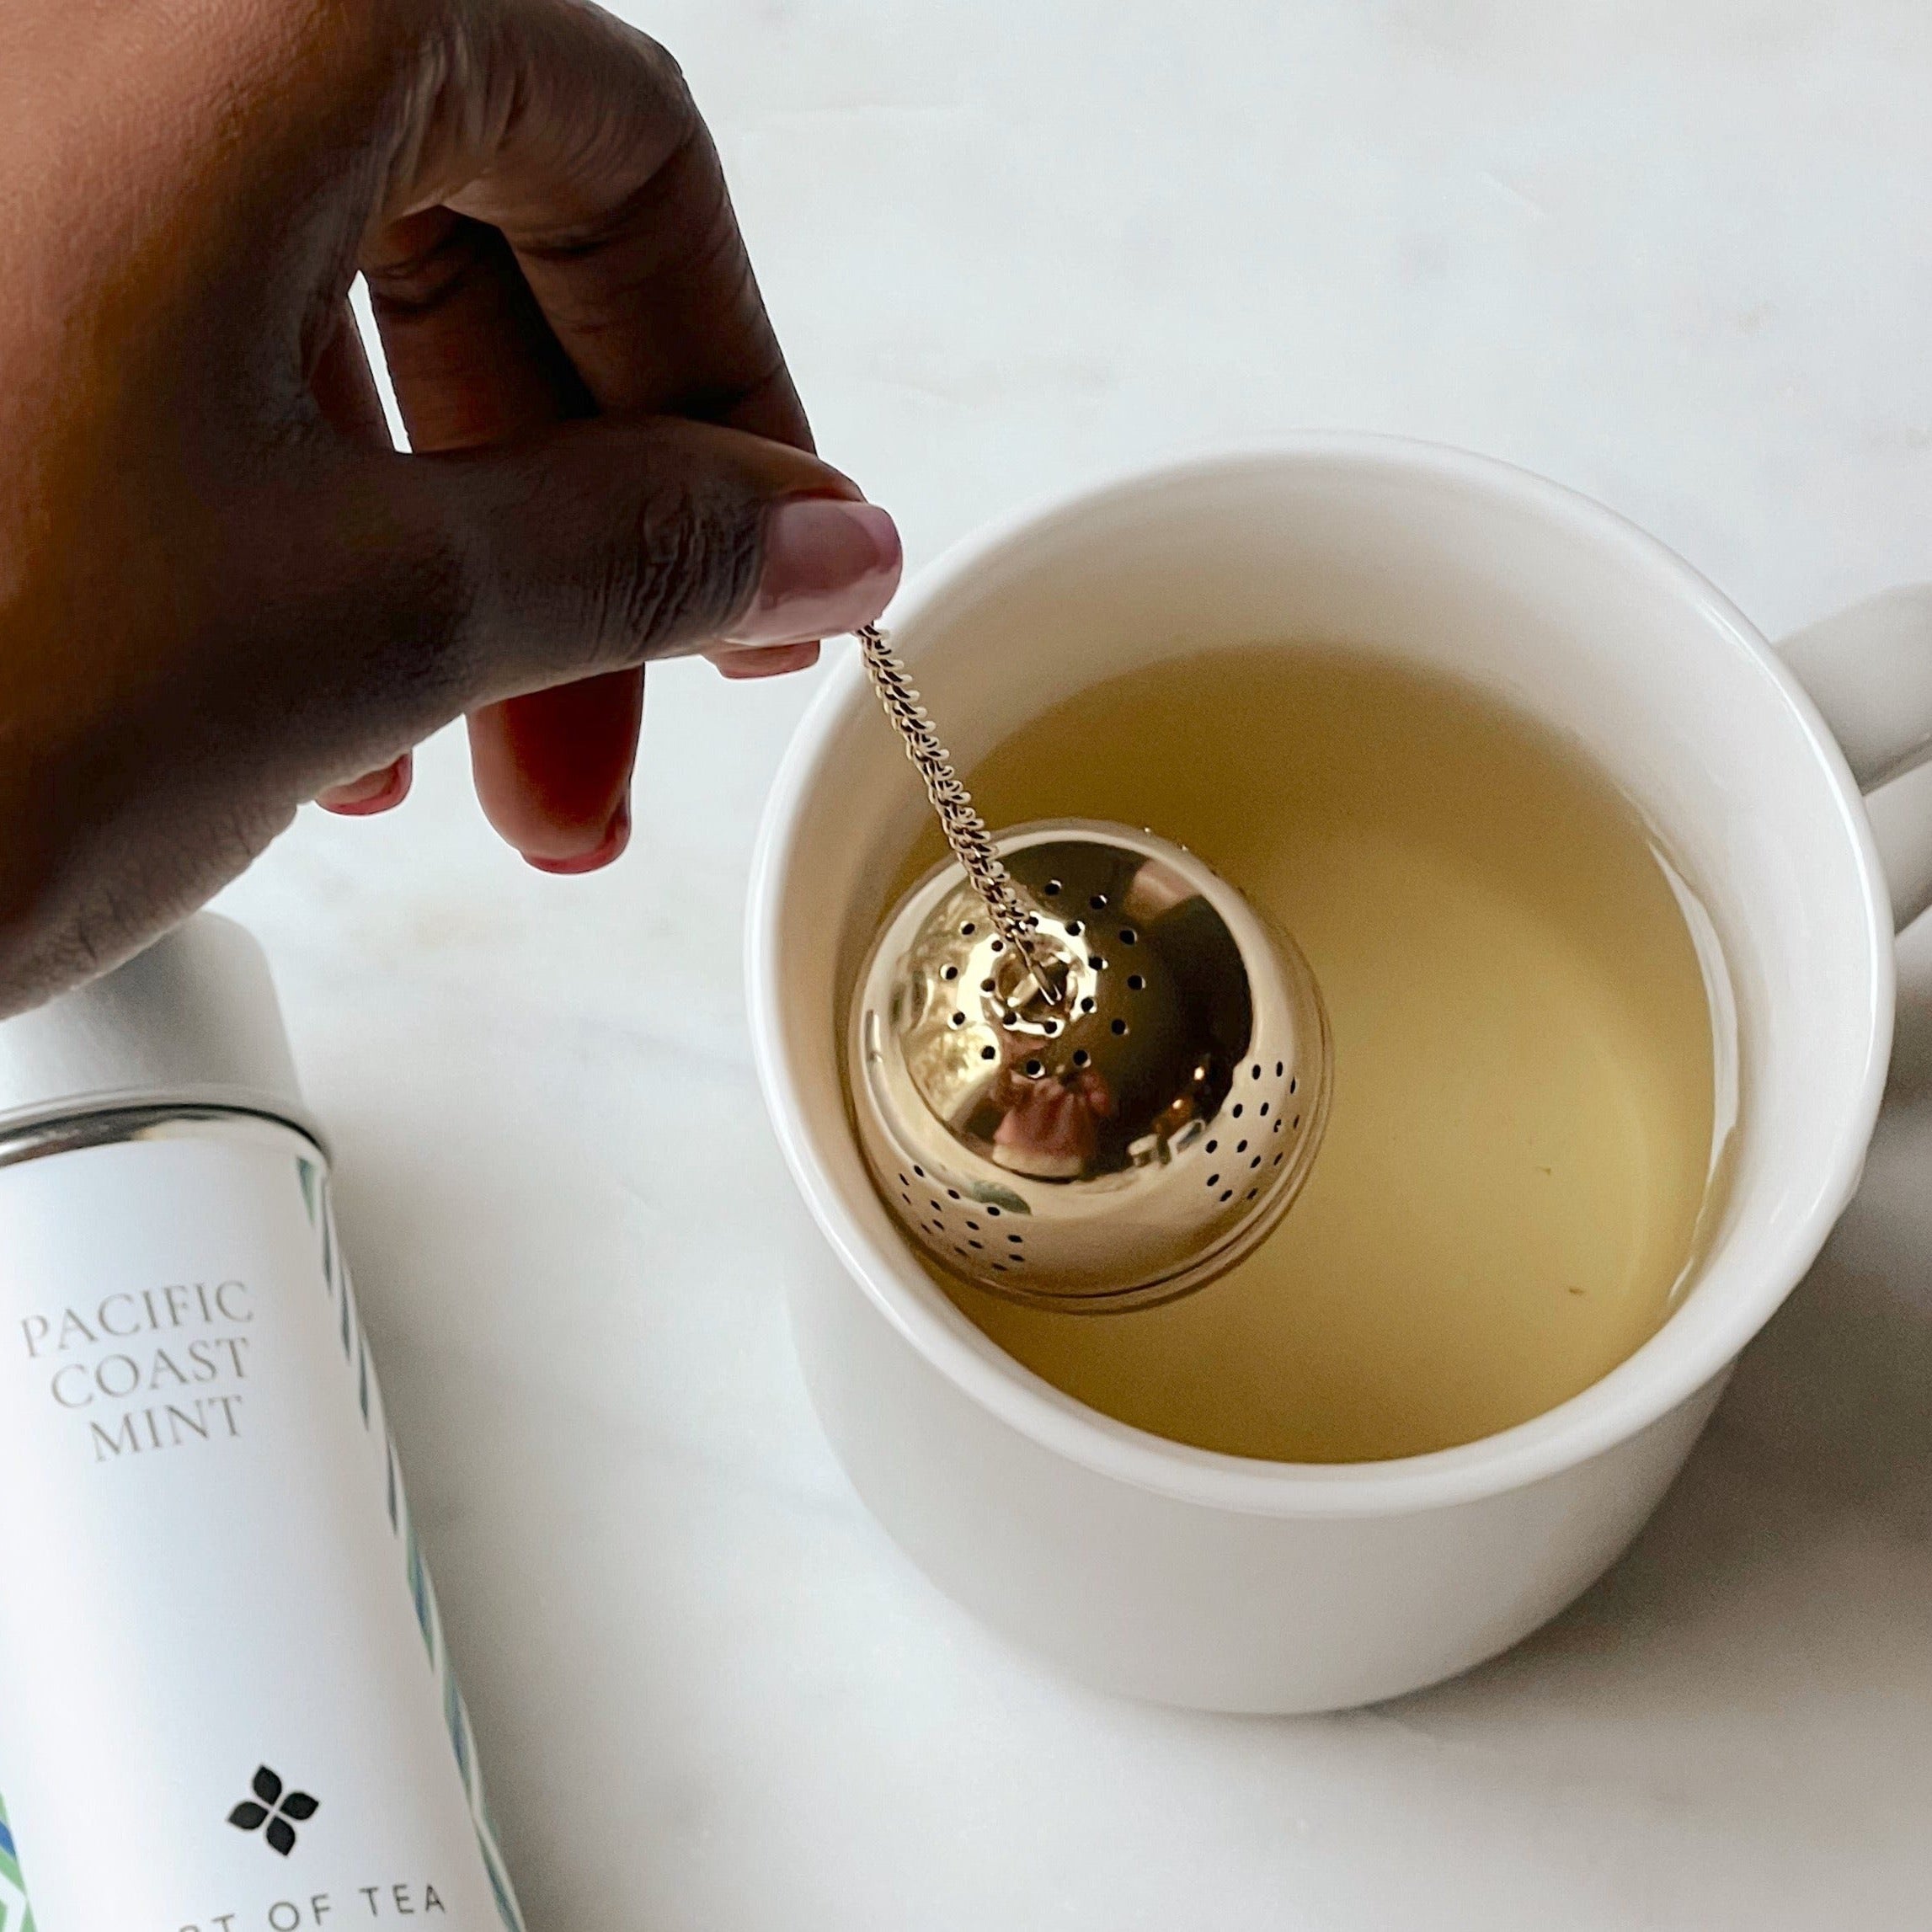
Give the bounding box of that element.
[1780,584,1932,931]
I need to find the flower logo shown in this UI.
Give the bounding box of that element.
[227,1767,319,1857]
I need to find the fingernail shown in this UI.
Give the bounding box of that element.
[712,641,822,681]
[723,499,902,649]
[318,755,413,816]
[525,797,631,876]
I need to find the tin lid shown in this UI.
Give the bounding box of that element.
[0,914,319,1145]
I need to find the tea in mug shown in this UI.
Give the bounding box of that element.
[894,648,1725,1462]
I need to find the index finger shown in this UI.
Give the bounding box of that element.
[446,0,811,451]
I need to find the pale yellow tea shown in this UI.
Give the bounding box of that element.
[892,648,1721,1462]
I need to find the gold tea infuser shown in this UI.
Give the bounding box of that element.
[847,625,1332,1312]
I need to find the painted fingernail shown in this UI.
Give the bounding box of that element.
[712,641,823,681]
[524,797,631,876]
[722,499,901,649]
[318,755,413,816]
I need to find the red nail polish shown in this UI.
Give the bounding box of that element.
[319,756,412,816]
[524,798,631,876]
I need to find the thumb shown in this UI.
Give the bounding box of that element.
[428,414,901,700]
[419,414,899,867]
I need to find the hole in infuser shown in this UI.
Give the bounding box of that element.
[950,1011,966,1027]
[914,1166,926,1178]
[1232,1103,1244,1118]
[1043,880,1063,897]
[1260,1102,1270,1117]
[1065,920,1084,936]
[1088,955,1106,970]
[986,1205,1001,1216]
[1007,1233,1022,1245]
[1236,1139,1247,1153]
[1276,1061,1284,1077]
[980,1045,996,1060]
[1090,893,1108,910]
[1072,1049,1090,1067]
[1127,974,1145,991]
[1118,926,1138,945]
[1220,1189,1234,1203]
[1025,1059,1044,1077]
[1289,1076,1298,1094]
[1206,1139,1219,1153]
[961,921,976,937]
[1207,1174,1220,1187]
[981,978,995,992]
[990,939,1006,953]
[1110,1018,1128,1035]
[1080,996,1097,1013]
[1252,1064,1262,1080]
[942,965,958,981]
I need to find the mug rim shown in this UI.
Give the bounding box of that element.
[747,434,1893,1518]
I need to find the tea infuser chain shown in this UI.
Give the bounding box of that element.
[855,622,1059,1001]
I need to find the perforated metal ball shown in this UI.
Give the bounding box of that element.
[849,821,1332,1311]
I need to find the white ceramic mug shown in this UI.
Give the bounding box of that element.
[746,439,1932,1713]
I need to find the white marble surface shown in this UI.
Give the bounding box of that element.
[214,4,1932,1924]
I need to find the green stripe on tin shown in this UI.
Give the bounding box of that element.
[478,1754,507,1847]
[478,1830,526,1932]
[445,1672,473,1798]
[407,1523,436,1665]
[0,1793,40,1932]
[307,1175,525,1932]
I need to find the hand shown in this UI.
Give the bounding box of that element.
[993,1064,1115,1176]
[0,0,900,1012]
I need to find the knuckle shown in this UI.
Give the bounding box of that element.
[603,478,758,656]
[584,10,696,121]
[623,24,695,107]
[476,8,709,261]
[362,210,495,312]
